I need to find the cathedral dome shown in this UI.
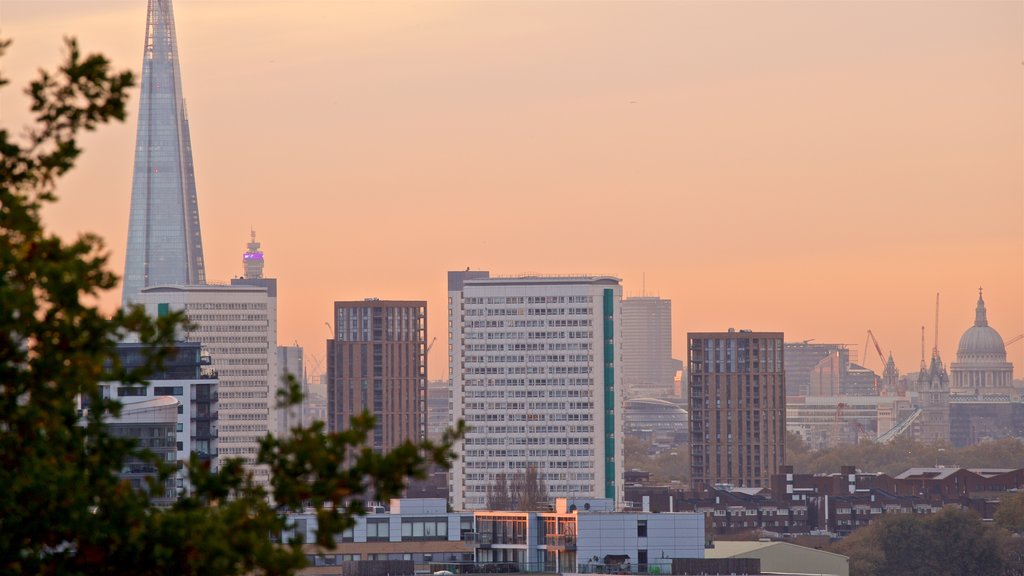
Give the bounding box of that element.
[956,291,1007,360]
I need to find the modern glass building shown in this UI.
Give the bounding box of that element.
[123,0,206,306]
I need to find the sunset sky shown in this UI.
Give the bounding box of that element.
[3,0,1022,380]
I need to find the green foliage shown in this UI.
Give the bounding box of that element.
[623,436,689,484]
[996,492,1024,534]
[786,431,1024,475]
[0,37,463,575]
[831,507,1018,576]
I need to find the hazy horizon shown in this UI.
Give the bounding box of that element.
[3,0,1021,380]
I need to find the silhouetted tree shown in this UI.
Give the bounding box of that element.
[0,37,462,576]
[511,463,549,511]
[486,473,513,510]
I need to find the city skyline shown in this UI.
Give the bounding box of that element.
[3,0,1021,379]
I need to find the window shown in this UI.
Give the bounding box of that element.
[117,387,146,397]
[637,520,647,537]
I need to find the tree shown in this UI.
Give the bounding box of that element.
[511,463,549,511]
[996,492,1024,534]
[486,473,513,510]
[0,37,462,575]
[831,507,1016,576]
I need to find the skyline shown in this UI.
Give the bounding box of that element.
[3,0,1021,379]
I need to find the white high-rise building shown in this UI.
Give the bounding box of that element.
[278,345,304,435]
[138,284,277,487]
[447,272,624,511]
[621,296,676,399]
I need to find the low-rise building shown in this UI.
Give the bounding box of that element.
[283,497,704,575]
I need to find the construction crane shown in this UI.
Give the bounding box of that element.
[1006,334,1024,347]
[863,330,887,371]
[426,336,437,353]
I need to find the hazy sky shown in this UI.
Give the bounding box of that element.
[3,0,1022,380]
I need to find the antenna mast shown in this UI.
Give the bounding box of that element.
[933,292,940,356]
[920,325,926,370]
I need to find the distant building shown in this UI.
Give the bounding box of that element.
[950,290,1016,398]
[426,380,450,442]
[137,283,278,487]
[277,345,304,436]
[103,342,219,491]
[949,396,1024,447]
[448,271,624,510]
[914,353,950,444]
[327,300,427,453]
[624,397,688,447]
[243,230,265,280]
[784,343,842,397]
[621,296,677,399]
[122,0,206,306]
[688,330,785,490]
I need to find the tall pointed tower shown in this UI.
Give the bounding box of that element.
[122,0,206,306]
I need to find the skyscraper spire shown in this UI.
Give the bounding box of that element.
[243,229,264,279]
[122,0,206,306]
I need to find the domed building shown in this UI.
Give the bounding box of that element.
[950,289,1016,397]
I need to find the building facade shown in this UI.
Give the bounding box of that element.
[327,300,427,453]
[688,330,786,490]
[282,498,704,575]
[448,272,624,510]
[621,296,676,399]
[103,342,219,492]
[950,290,1015,397]
[104,397,180,506]
[137,284,277,486]
[122,0,206,306]
[278,345,304,435]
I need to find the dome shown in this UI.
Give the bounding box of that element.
[956,290,1007,360]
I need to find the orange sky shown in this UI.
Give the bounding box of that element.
[3,0,1022,380]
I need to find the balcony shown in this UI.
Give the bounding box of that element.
[544,534,576,550]
[462,532,493,547]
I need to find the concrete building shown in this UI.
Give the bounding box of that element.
[621,296,677,399]
[688,330,786,490]
[448,271,624,510]
[951,290,1016,397]
[103,342,219,491]
[327,300,427,453]
[784,342,841,397]
[122,0,206,306]
[137,283,277,487]
[278,345,304,435]
[282,498,704,575]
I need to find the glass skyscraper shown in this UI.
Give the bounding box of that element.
[123,0,206,306]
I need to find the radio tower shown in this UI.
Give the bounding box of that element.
[243,229,264,279]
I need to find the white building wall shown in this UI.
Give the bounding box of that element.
[139,284,277,488]
[449,274,623,510]
[575,513,705,570]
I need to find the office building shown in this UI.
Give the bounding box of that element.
[688,330,785,490]
[621,296,677,399]
[448,271,624,510]
[122,0,206,305]
[327,300,428,453]
[103,342,219,493]
[137,283,277,486]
